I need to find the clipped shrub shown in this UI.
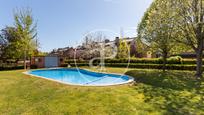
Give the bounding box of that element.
[30,64,38,69]
[60,63,68,67]
[0,66,24,71]
[182,59,197,65]
[108,63,197,70]
[68,63,199,71]
[167,56,183,64]
[65,57,203,66]
[65,59,88,64]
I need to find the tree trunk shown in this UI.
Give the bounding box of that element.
[15,58,19,67]
[24,50,26,70]
[162,51,167,72]
[195,50,203,79]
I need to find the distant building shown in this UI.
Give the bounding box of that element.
[99,37,151,58]
[31,56,65,68]
[48,37,152,60]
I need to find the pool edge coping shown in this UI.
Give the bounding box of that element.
[23,68,135,87]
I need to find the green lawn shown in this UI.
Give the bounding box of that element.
[0,67,204,115]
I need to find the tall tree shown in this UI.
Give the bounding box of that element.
[135,38,149,58]
[117,39,130,59]
[174,0,204,78]
[0,27,22,61]
[0,33,7,61]
[14,8,38,69]
[138,0,177,71]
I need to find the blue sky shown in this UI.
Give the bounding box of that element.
[0,0,152,52]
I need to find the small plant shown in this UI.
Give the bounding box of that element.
[168,56,183,64]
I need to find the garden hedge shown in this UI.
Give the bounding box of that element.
[60,63,200,71]
[0,66,24,71]
[65,57,199,65]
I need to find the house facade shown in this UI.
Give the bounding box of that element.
[31,56,65,68]
[48,37,152,60]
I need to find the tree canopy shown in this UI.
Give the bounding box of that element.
[0,8,38,67]
[138,0,204,77]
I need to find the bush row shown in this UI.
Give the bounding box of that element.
[61,63,200,71]
[0,66,24,71]
[65,57,199,65]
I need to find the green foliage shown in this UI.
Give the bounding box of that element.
[172,0,204,78]
[14,8,38,57]
[117,40,130,58]
[138,0,203,77]
[0,27,22,60]
[72,63,199,71]
[65,56,204,70]
[30,64,38,69]
[66,58,204,65]
[170,43,192,55]
[172,0,204,51]
[66,57,185,65]
[135,38,149,56]
[137,0,196,71]
[168,56,183,64]
[0,8,38,62]
[138,0,178,71]
[0,66,24,70]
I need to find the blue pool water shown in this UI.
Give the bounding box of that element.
[27,69,134,86]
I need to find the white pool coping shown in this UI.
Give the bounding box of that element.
[23,68,135,87]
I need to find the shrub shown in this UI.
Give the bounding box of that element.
[68,63,199,71]
[65,60,87,64]
[0,66,24,71]
[182,59,197,64]
[60,63,68,67]
[167,56,183,64]
[30,64,38,69]
[64,57,204,66]
[66,58,184,64]
[70,63,89,67]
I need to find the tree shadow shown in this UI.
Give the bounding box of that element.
[126,70,202,91]
[125,70,204,114]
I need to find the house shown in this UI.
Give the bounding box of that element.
[47,36,152,60]
[97,37,152,58]
[31,55,65,68]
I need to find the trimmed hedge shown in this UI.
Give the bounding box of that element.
[65,57,199,65]
[0,66,24,71]
[62,63,199,71]
[30,64,38,69]
[63,57,201,71]
[182,59,197,64]
[105,63,197,71]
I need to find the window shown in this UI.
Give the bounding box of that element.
[35,58,42,63]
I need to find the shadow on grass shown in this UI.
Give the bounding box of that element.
[125,70,204,114]
[126,70,204,91]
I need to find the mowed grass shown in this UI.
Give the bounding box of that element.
[0,67,204,115]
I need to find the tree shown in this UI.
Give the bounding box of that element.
[0,34,7,61]
[117,39,130,59]
[135,38,149,58]
[138,0,177,71]
[82,33,102,60]
[14,8,38,69]
[82,32,117,60]
[0,27,22,62]
[173,0,204,78]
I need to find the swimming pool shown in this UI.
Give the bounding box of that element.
[26,68,134,86]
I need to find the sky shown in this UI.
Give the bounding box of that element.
[0,0,153,52]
